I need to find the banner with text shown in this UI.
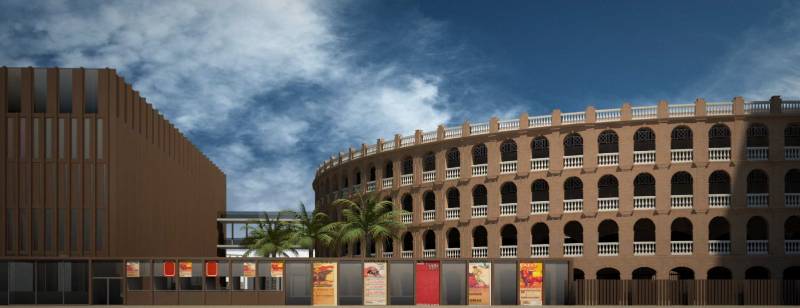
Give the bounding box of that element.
[312,262,337,306]
[468,262,491,305]
[519,262,543,306]
[363,262,387,305]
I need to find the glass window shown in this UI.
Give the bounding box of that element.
[45,209,54,251]
[96,119,103,159]
[492,262,517,305]
[231,261,255,290]
[36,262,61,304]
[0,262,8,304]
[126,260,152,291]
[31,209,40,252]
[441,262,466,305]
[6,119,13,159]
[83,209,91,253]
[19,118,25,159]
[285,262,312,305]
[179,260,203,291]
[84,118,91,160]
[59,69,72,113]
[339,261,363,305]
[153,261,177,290]
[6,209,15,254]
[19,209,28,254]
[84,70,98,113]
[34,68,47,113]
[70,208,79,253]
[7,68,21,113]
[71,118,77,159]
[33,119,40,159]
[58,119,65,159]
[45,118,53,159]
[389,262,414,305]
[8,262,35,304]
[205,261,229,291]
[96,208,105,250]
[258,261,283,291]
[58,208,66,252]
[63,262,89,304]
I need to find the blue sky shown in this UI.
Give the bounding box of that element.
[2,0,799,211]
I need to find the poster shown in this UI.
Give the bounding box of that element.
[271,261,284,278]
[179,261,192,277]
[243,262,256,277]
[206,261,218,277]
[468,262,491,305]
[312,262,337,306]
[163,261,176,277]
[519,262,543,306]
[363,262,387,305]
[415,261,440,305]
[126,261,140,278]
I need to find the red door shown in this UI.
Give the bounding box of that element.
[415,261,440,305]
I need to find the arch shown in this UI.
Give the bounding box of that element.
[747,169,769,194]
[786,169,800,193]
[634,219,656,242]
[472,185,488,206]
[598,220,619,242]
[353,240,361,256]
[423,230,436,250]
[784,266,800,280]
[446,148,460,168]
[669,267,695,280]
[402,232,413,251]
[708,170,731,194]
[563,133,583,156]
[671,172,693,195]
[354,169,362,185]
[472,144,488,165]
[564,221,583,243]
[423,191,436,211]
[671,218,693,241]
[500,139,518,161]
[401,194,413,212]
[707,267,732,280]
[368,166,376,182]
[383,238,393,254]
[747,216,768,240]
[785,216,800,240]
[343,176,349,188]
[708,123,731,148]
[785,123,800,146]
[564,177,583,200]
[472,226,488,247]
[531,136,549,159]
[401,156,413,175]
[632,267,657,280]
[447,228,460,248]
[745,266,771,280]
[746,123,769,147]
[597,130,619,153]
[423,152,436,172]
[384,161,393,179]
[709,217,731,241]
[446,188,460,209]
[634,127,656,151]
[500,224,517,246]
[671,126,693,149]
[634,173,655,196]
[531,223,549,245]
[596,268,621,280]
[500,182,517,203]
[573,268,585,280]
[531,179,549,202]
[597,174,619,198]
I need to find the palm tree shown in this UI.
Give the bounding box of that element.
[286,202,336,258]
[242,212,299,257]
[331,193,407,257]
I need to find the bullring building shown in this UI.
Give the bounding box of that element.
[314,97,800,281]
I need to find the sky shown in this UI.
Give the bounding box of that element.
[2,0,800,211]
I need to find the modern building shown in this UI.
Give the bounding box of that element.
[314,96,800,281]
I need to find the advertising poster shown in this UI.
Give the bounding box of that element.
[468,262,491,305]
[163,261,176,277]
[519,262,544,306]
[415,261,440,305]
[126,261,140,278]
[206,261,218,277]
[312,262,337,306]
[363,262,387,305]
[179,261,193,277]
[243,262,256,277]
[271,261,284,278]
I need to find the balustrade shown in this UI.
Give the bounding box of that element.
[633,196,656,210]
[561,111,586,124]
[631,105,657,119]
[669,104,695,117]
[528,115,551,127]
[366,181,376,192]
[786,240,800,255]
[445,248,461,258]
[708,194,731,208]
[708,147,731,161]
[786,146,800,160]
[597,197,619,212]
[595,108,621,122]
[530,244,549,257]
[671,149,693,163]
[671,195,693,209]
[706,102,733,115]
[470,122,489,135]
[786,193,800,208]
[598,242,619,256]
[671,241,693,255]
[564,199,583,213]
[401,251,413,258]
[747,147,769,161]
[530,201,549,215]
[471,205,488,218]
[633,242,656,256]
[445,167,460,180]
[530,157,549,171]
[381,178,393,190]
[400,174,413,186]
[498,119,519,131]
[445,208,459,220]
[423,249,436,258]
[747,193,769,208]
[444,126,462,139]
[563,155,583,169]
[500,245,517,258]
[500,161,517,174]
[422,170,435,183]
[708,240,731,255]
[471,164,488,177]
[472,247,488,258]
[401,213,412,224]
[422,210,436,222]
[564,243,584,257]
[500,203,517,216]
[747,240,769,255]
[597,153,619,166]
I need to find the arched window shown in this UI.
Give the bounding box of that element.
[746,123,769,147]
[531,179,549,202]
[573,269,585,280]
[598,220,619,243]
[708,124,731,148]
[597,175,619,198]
[564,177,583,200]
[402,232,413,252]
[402,157,413,175]
[384,161,393,179]
[472,144,488,165]
[785,123,800,147]
[500,140,517,161]
[343,176,348,188]
[709,217,730,241]
[423,191,436,211]
[423,152,436,172]
[745,267,770,280]
[784,267,800,280]
[369,166,376,182]
[634,173,655,196]
[446,148,460,168]
[500,224,517,246]
[747,216,768,241]
[785,216,800,242]
[500,182,517,204]
[671,126,693,149]
[355,170,362,185]
[707,267,732,280]
[447,228,460,248]
[708,171,731,194]
[423,230,436,250]
[598,130,619,153]
[401,194,413,212]
[531,136,549,159]
[671,172,693,195]
[634,127,656,151]
[786,169,800,193]
[632,267,656,280]
[383,238,393,254]
[634,219,656,242]
[747,169,769,194]
[472,185,488,205]
[669,267,695,280]
[564,221,583,243]
[531,223,549,245]
[473,226,488,247]
[446,188,460,209]
[563,133,583,156]
[597,268,620,280]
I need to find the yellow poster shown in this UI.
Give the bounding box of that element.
[271,261,284,278]
[519,262,543,306]
[179,261,193,277]
[313,262,337,306]
[363,262,387,305]
[243,262,256,277]
[126,261,140,278]
[468,262,491,305]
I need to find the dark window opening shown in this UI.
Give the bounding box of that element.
[472,185,488,205]
[84,70,98,114]
[531,136,549,159]
[500,225,517,246]
[500,140,517,161]
[531,223,549,244]
[747,170,769,194]
[598,220,618,242]
[384,162,393,179]
[402,158,413,175]
[7,68,21,113]
[708,171,731,194]
[671,126,693,149]
[785,124,800,146]
[531,179,549,202]
[634,128,656,151]
[634,173,655,196]
[446,148,460,168]
[447,229,460,248]
[34,68,47,113]
[564,221,583,243]
[708,124,731,148]
[746,123,769,147]
[423,192,435,211]
[500,182,517,203]
[786,169,800,193]
[597,130,619,153]
[563,177,583,200]
[563,133,583,156]
[446,188,459,208]
[401,195,413,212]
[671,172,693,195]
[472,227,488,247]
[472,144,487,165]
[597,175,618,198]
[58,69,72,113]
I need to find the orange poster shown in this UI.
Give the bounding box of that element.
[126,261,140,278]
[519,262,543,306]
[243,262,256,277]
[312,262,337,306]
[271,262,284,278]
[468,262,491,305]
[179,261,193,277]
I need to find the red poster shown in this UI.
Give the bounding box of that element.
[415,261,440,305]
[206,261,218,277]
[163,261,176,277]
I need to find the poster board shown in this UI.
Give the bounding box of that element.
[271,261,284,278]
[415,261,440,305]
[468,262,491,305]
[126,261,140,278]
[179,261,192,277]
[312,262,337,306]
[519,262,543,306]
[363,262,387,305]
[243,262,256,277]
